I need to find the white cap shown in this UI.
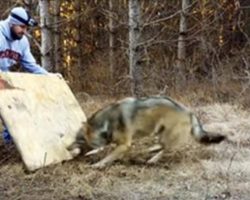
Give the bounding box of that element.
[8,7,37,26]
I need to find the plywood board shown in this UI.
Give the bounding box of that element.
[0,72,86,171]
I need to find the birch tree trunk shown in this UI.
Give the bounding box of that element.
[129,0,142,97]
[176,0,191,88]
[39,0,52,71]
[52,0,61,72]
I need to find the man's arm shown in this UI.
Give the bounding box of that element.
[20,37,48,74]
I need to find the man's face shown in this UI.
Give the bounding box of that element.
[10,24,28,40]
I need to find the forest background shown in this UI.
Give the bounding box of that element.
[2,0,250,104]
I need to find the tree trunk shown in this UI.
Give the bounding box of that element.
[109,0,115,80]
[129,0,142,97]
[75,0,82,73]
[52,0,61,72]
[176,0,191,88]
[39,0,52,71]
[72,0,84,89]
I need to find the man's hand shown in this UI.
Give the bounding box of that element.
[48,72,63,79]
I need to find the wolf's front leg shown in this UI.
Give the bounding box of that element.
[147,150,164,164]
[91,144,130,169]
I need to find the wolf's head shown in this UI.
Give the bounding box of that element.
[83,120,111,149]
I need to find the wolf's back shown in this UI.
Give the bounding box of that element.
[190,113,226,144]
[137,96,187,112]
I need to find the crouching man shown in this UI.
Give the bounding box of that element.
[0,7,49,143]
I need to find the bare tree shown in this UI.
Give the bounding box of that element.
[75,0,83,75]
[52,0,61,72]
[129,0,142,96]
[109,0,115,80]
[176,0,191,88]
[39,0,52,71]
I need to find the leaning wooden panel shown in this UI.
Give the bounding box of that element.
[0,72,86,171]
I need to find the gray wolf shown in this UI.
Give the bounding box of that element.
[83,96,226,168]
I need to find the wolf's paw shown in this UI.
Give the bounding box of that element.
[69,147,81,157]
[147,144,162,153]
[147,157,158,164]
[85,147,105,156]
[91,162,107,169]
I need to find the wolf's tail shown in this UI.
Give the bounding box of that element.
[190,114,226,144]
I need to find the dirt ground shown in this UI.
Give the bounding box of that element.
[0,94,250,200]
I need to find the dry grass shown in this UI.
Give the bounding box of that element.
[1,94,250,200]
